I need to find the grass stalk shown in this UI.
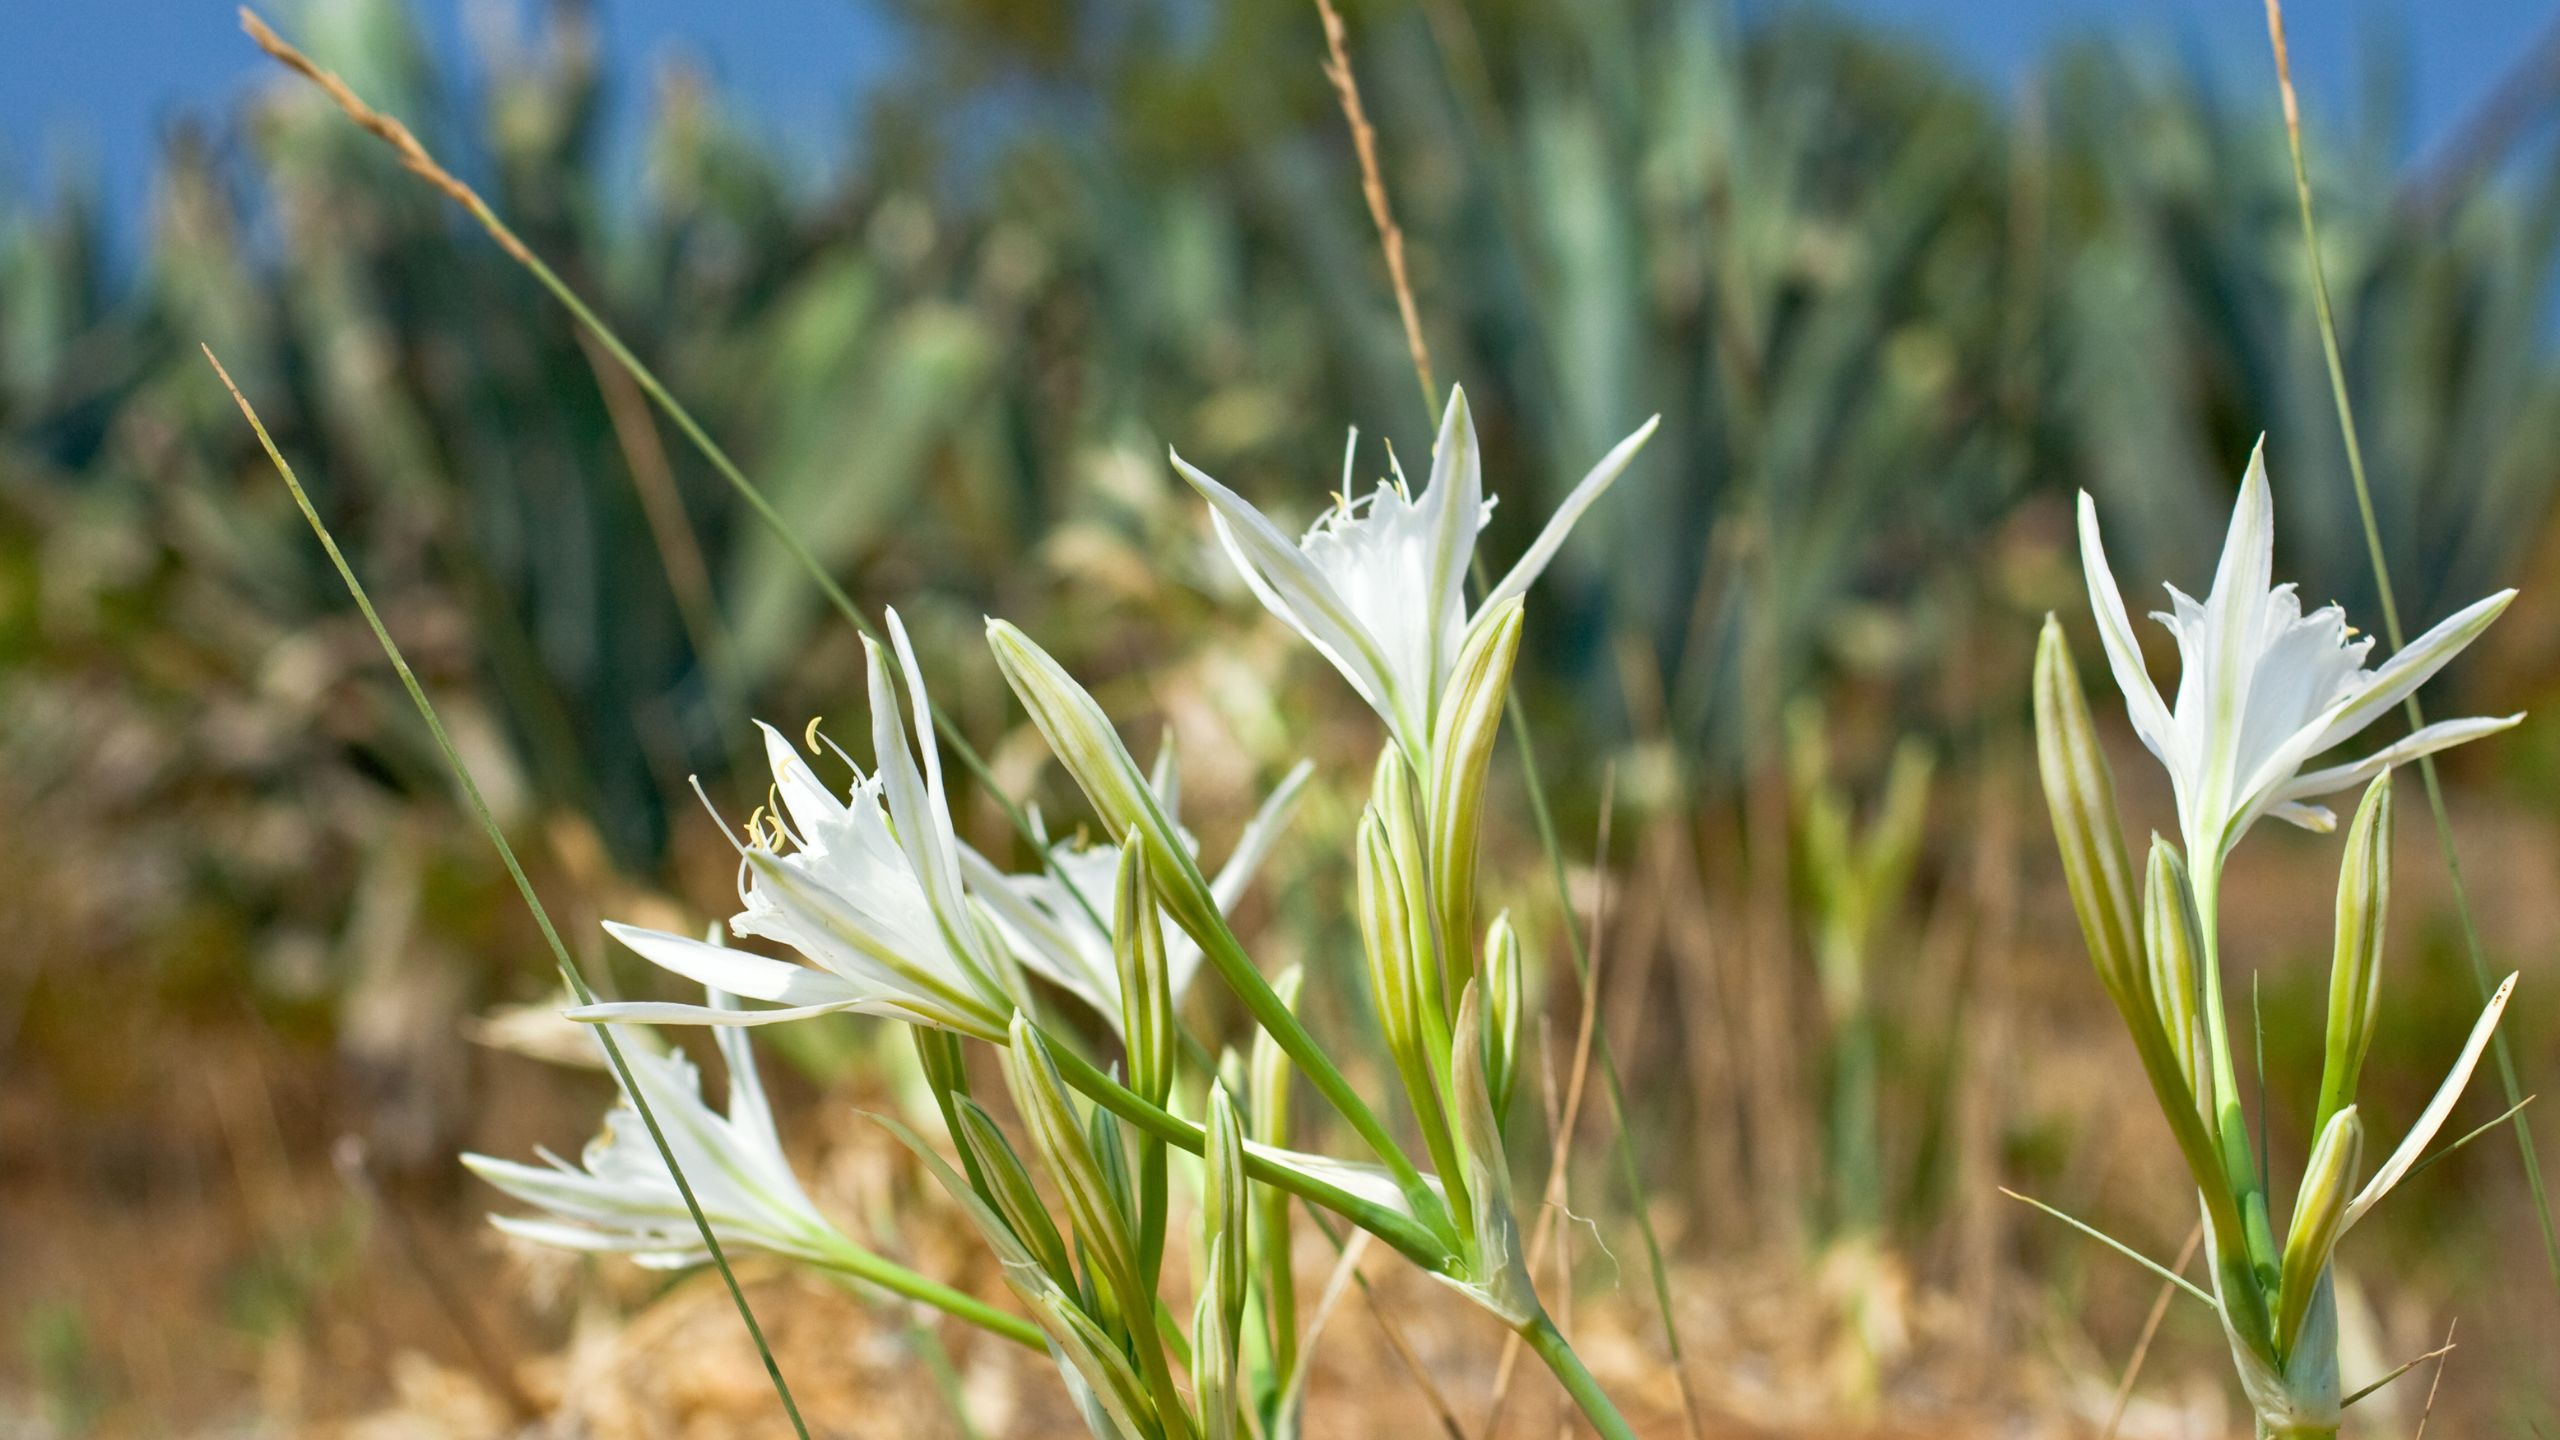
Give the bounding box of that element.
[1312,0,1436,420]
[204,346,814,1438]
[2262,0,2560,1296]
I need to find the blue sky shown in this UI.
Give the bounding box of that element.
[4,1,2553,242]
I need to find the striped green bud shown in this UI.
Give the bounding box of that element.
[2315,774,2392,1136]
[2037,619,2247,1250]
[1113,831,1175,1108]
[1191,1251,1240,1440]
[1356,808,1427,1070]
[2141,839,2211,1121]
[952,1097,1076,1288]
[2034,617,2142,1009]
[1028,1281,1157,1438]
[1446,980,1535,1327]
[1002,1013,1144,1324]
[1202,1083,1250,1337]
[985,619,1222,946]
[1428,596,1522,983]
[1481,912,1524,1123]
[2276,1105,2363,1362]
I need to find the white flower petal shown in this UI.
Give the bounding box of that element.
[756,721,845,847]
[1483,414,1661,609]
[602,921,867,1008]
[2342,972,2519,1233]
[563,997,877,1027]
[1172,450,1399,721]
[2304,591,2516,756]
[867,616,987,986]
[2076,491,2177,765]
[1209,758,1314,916]
[2276,714,2525,805]
[2267,800,2337,832]
[1420,388,1486,697]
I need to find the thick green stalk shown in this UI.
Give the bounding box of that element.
[810,1237,1044,1349]
[1039,1035,1454,1273]
[2192,877,2284,1321]
[1520,1311,1639,1440]
[1185,913,1449,1240]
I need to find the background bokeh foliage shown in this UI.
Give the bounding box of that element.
[5,0,2559,1430]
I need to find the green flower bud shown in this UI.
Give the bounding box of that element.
[1428,596,1523,980]
[1113,832,1175,1108]
[2276,1106,2363,1363]
[986,619,1222,945]
[2141,839,2211,1121]
[952,1097,1076,1288]
[1002,1013,1144,1323]
[1445,980,1535,1328]
[1191,1251,1240,1440]
[2035,619,2142,1007]
[1481,912,1524,1123]
[1249,967,1302,1376]
[2315,774,2392,1136]
[1202,1083,1250,1337]
[2037,619,2246,1250]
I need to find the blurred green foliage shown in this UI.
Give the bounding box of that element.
[5,0,2559,1422]
[3,0,2556,1092]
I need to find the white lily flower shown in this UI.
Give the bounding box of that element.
[1172,387,1658,758]
[463,989,848,1269]
[959,744,1314,1023]
[571,609,1020,1041]
[2078,442,2519,874]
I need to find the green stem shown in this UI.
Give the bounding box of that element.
[1192,919,1450,1240]
[1520,1311,1638,1440]
[1042,1036,1456,1273]
[810,1237,1045,1349]
[2189,875,2285,1371]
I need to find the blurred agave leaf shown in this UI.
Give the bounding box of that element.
[726,281,997,686]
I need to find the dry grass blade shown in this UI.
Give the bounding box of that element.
[2263,0,2560,1297]
[1304,1204,1472,1440]
[203,345,813,1439]
[2412,1317,2455,1440]
[1312,0,1437,417]
[2341,1328,2457,1410]
[2100,1222,2201,1440]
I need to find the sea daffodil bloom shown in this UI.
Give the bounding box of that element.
[463,990,848,1268]
[2078,442,2518,875]
[572,609,1020,1040]
[1172,387,1658,759]
[959,749,1313,1023]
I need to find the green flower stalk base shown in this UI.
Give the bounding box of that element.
[1522,1312,1637,1440]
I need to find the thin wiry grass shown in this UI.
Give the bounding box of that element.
[1313,0,1437,419]
[203,346,813,1439]
[2262,0,2560,1297]
[2100,1223,2202,1440]
[2341,1327,2456,1410]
